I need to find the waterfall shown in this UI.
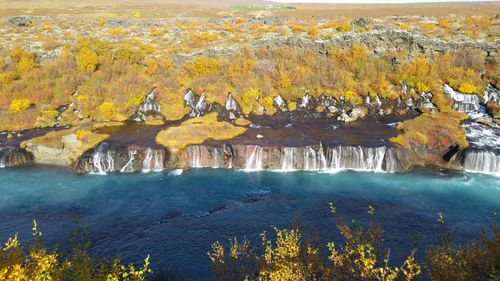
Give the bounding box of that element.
[326,146,386,172]
[463,150,500,176]
[188,146,202,168]
[303,144,327,171]
[90,145,115,175]
[142,148,153,173]
[483,84,500,104]
[225,94,237,111]
[153,150,164,172]
[245,146,263,171]
[280,147,297,171]
[212,149,220,168]
[274,95,286,110]
[443,84,480,114]
[0,147,5,168]
[383,148,398,173]
[120,148,137,173]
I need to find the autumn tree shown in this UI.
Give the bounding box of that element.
[76,48,99,74]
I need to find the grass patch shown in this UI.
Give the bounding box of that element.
[156,112,247,151]
[389,111,468,150]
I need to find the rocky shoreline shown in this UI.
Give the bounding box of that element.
[1,83,499,176]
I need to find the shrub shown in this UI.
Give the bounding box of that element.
[241,88,260,115]
[99,102,117,120]
[209,203,422,281]
[307,26,319,37]
[110,28,123,36]
[389,111,469,150]
[9,98,31,113]
[0,221,151,281]
[76,48,99,74]
[458,82,478,94]
[185,56,222,79]
[337,21,352,32]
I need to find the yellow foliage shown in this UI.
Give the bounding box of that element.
[185,56,222,79]
[421,22,435,33]
[0,221,151,281]
[0,71,17,85]
[110,28,123,36]
[400,23,411,30]
[307,26,319,37]
[458,82,477,94]
[337,21,352,32]
[99,102,117,120]
[97,20,105,27]
[289,24,306,33]
[0,56,5,69]
[9,98,31,113]
[438,18,451,29]
[287,100,297,111]
[9,47,36,74]
[76,48,99,73]
[241,88,260,115]
[350,44,368,62]
[149,27,162,37]
[16,56,36,73]
[277,70,291,90]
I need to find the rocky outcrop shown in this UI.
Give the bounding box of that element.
[132,89,163,123]
[73,140,493,175]
[21,129,109,166]
[253,27,498,58]
[74,142,167,174]
[0,146,33,168]
[7,16,32,27]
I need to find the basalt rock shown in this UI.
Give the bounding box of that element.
[252,27,498,59]
[72,140,497,175]
[0,146,33,168]
[7,16,32,27]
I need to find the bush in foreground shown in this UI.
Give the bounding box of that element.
[0,221,151,281]
[209,204,499,281]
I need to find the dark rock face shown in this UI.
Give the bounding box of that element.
[73,140,481,175]
[0,146,33,168]
[73,142,168,174]
[7,16,32,27]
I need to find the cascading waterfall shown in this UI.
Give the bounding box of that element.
[153,150,164,172]
[280,147,297,171]
[303,144,327,171]
[142,148,164,172]
[91,144,115,174]
[463,150,500,176]
[188,146,202,168]
[212,148,220,168]
[326,146,386,172]
[443,84,481,114]
[120,148,137,173]
[245,146,263,171]
[383,148,398,173]
[0,148,5,168]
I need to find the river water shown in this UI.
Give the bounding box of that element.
[0,166,498,279]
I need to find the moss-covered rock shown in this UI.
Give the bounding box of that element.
[389,110,468,150]
[156,112,247,152]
